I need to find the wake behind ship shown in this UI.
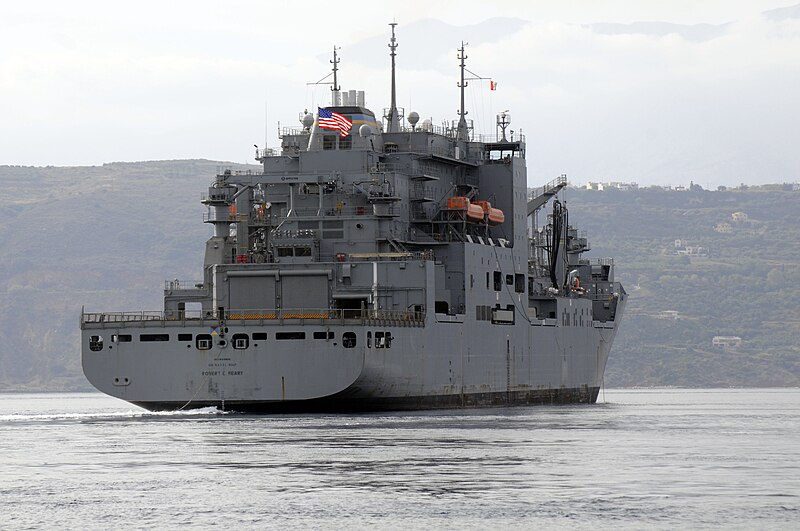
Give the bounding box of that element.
[81,27,625,412]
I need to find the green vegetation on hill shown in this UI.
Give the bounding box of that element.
[566,185,800,387]
[0,163,797,390]
[0,161,258,390]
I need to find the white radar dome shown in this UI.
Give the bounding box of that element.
[302,113,315,128]
[359,124,373,138]
[408,111,420,127]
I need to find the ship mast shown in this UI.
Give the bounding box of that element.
[386,22,401,132]
[456,41,469,141]
[330,46,341,106]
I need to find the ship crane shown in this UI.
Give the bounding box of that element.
[527,174,567,216]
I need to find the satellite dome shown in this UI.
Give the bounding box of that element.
[408,111,420,127]
[301,113,314,128]
[359,124,373,138]
[421,118,432,131]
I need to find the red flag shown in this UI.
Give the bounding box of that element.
[490,80,497,91]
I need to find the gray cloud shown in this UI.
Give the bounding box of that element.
[763,2,800,20]
[587,22,729,42]
[1,1,798,188]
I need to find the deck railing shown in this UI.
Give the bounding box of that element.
[82,308,426,326]
[528,174,568,202]
[164,280,205,291]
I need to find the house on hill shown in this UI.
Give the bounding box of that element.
[585,181,638,191]
[712,336,742,350]
[674,239,708,257]
[714,222,732,233]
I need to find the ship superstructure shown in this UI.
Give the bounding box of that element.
[81,28,625,411]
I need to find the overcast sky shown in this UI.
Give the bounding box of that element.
[2,0,798,187]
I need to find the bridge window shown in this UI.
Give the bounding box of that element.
[493,271,501,291]
[323,135,337,150]
[178,334,192,341]
[252,332,267,340]
[277,247,312,257]
[111,334,132,343]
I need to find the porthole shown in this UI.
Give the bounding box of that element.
[89,335,103,351]
[342,332,357,348]
[196,334,212,350]
[232,333,249,350]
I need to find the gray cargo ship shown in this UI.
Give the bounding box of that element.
[81,26,625,412]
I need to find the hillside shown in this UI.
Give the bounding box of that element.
[0,163,798,390]
[0,161,257,390]
[566,185,800,387]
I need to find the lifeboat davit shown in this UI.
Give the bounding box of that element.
[448,196,485,222]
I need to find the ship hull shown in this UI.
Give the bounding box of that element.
[81,295,623,413]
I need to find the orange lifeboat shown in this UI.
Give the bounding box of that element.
[487,207,505,225]
[447,196,470,210]
[466,203,484,222]
[475,200,504,225]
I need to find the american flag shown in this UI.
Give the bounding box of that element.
[318,107,352,137]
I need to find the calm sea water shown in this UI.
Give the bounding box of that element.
[0,389,797,529]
